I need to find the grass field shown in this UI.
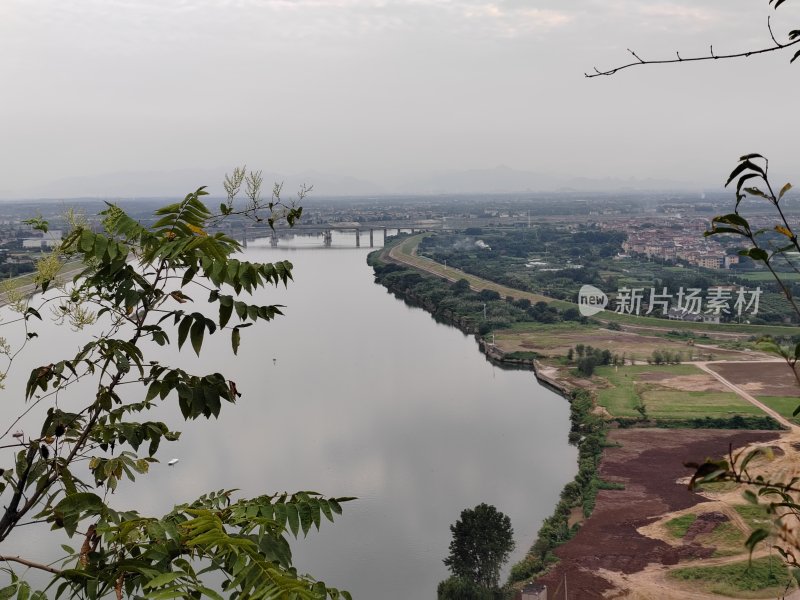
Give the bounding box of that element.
[669,556,793,597]
[739,271,800,282]
[594,365,767,419]
[758,396,800,424]
[496,323,749,363]
[734,504,773,531]
[701,521,747,557]
[665,513,696,538]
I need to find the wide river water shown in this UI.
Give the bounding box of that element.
[1,232,577,599]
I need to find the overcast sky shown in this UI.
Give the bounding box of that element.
[3,0,800,197]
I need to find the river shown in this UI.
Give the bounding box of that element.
[0,231,577,599]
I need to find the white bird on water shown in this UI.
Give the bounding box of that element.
[167,458,179,466]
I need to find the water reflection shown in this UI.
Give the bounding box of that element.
[0,234,577,599]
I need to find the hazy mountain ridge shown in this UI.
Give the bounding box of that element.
[1,165,705,201]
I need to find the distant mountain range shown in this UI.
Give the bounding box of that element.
[398,166,700,194]
[1,165,706,200]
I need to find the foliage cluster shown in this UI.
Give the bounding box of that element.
[566,344,613,377]
[369,259,581,337]
[418,228,622,302]
[647,349,684,365]
[436,577,502,600]
[439,503,515,597]
[614,415,782,430]
[0,181,352,600]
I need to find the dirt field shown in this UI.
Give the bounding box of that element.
[496,327,757,364]
[534,428,781,599]
[708,361,800,398]
[635,372,727,393]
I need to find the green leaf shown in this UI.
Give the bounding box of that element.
[739,448,763,473]
[726,160,764,187]
[286,503,300,537]
[704,226,745,237]
[320,500,334,522]
[231,328,241,355]
[0,586,16,600]
[16,582,29,600]
[742,248,769,262]
[298,502,313,535]
[742,186,769,199]
[712,213,750,229]
[329,499,342,515]
[177,315,192,350]
[744,528,770,554]
[79,229,94,252]
[146,381,161,402]
[93,235,108,260]
[190,318,205,356]
[144,573,182,589]
[219,301,233,329]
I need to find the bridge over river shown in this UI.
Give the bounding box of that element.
[235,221,443,247]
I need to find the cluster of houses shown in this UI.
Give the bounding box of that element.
[612,217,739,269]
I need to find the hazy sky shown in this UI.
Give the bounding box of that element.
[3,0,800,197]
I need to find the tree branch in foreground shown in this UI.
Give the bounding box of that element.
[586,17,800,78]
[0,555,62,575]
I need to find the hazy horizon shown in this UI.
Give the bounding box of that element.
[4,1,800,199]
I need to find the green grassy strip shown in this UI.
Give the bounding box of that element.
[594,365,767,420]
[758,396,800,424]
[668,556,792,595]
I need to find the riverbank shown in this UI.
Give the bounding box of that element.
[371,236,800,598]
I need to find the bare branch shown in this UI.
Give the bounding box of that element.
[768,15,785,48]
[0,554,62,575]
[586,20,800,77]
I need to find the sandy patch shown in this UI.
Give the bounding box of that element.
[636,372,728,393]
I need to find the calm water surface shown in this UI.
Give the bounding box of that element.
[1,232,577,599]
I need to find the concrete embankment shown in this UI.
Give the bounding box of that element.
[478,338,574,398]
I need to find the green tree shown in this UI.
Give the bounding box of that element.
[437,576,496,600]
[442,503,515,591]
[576,356,597,377]
[0,174,352,599]
[453,278,472,293]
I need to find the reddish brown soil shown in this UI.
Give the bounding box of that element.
[709,362,800,397]
[534,428,780,599]
[683,511,727,543]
